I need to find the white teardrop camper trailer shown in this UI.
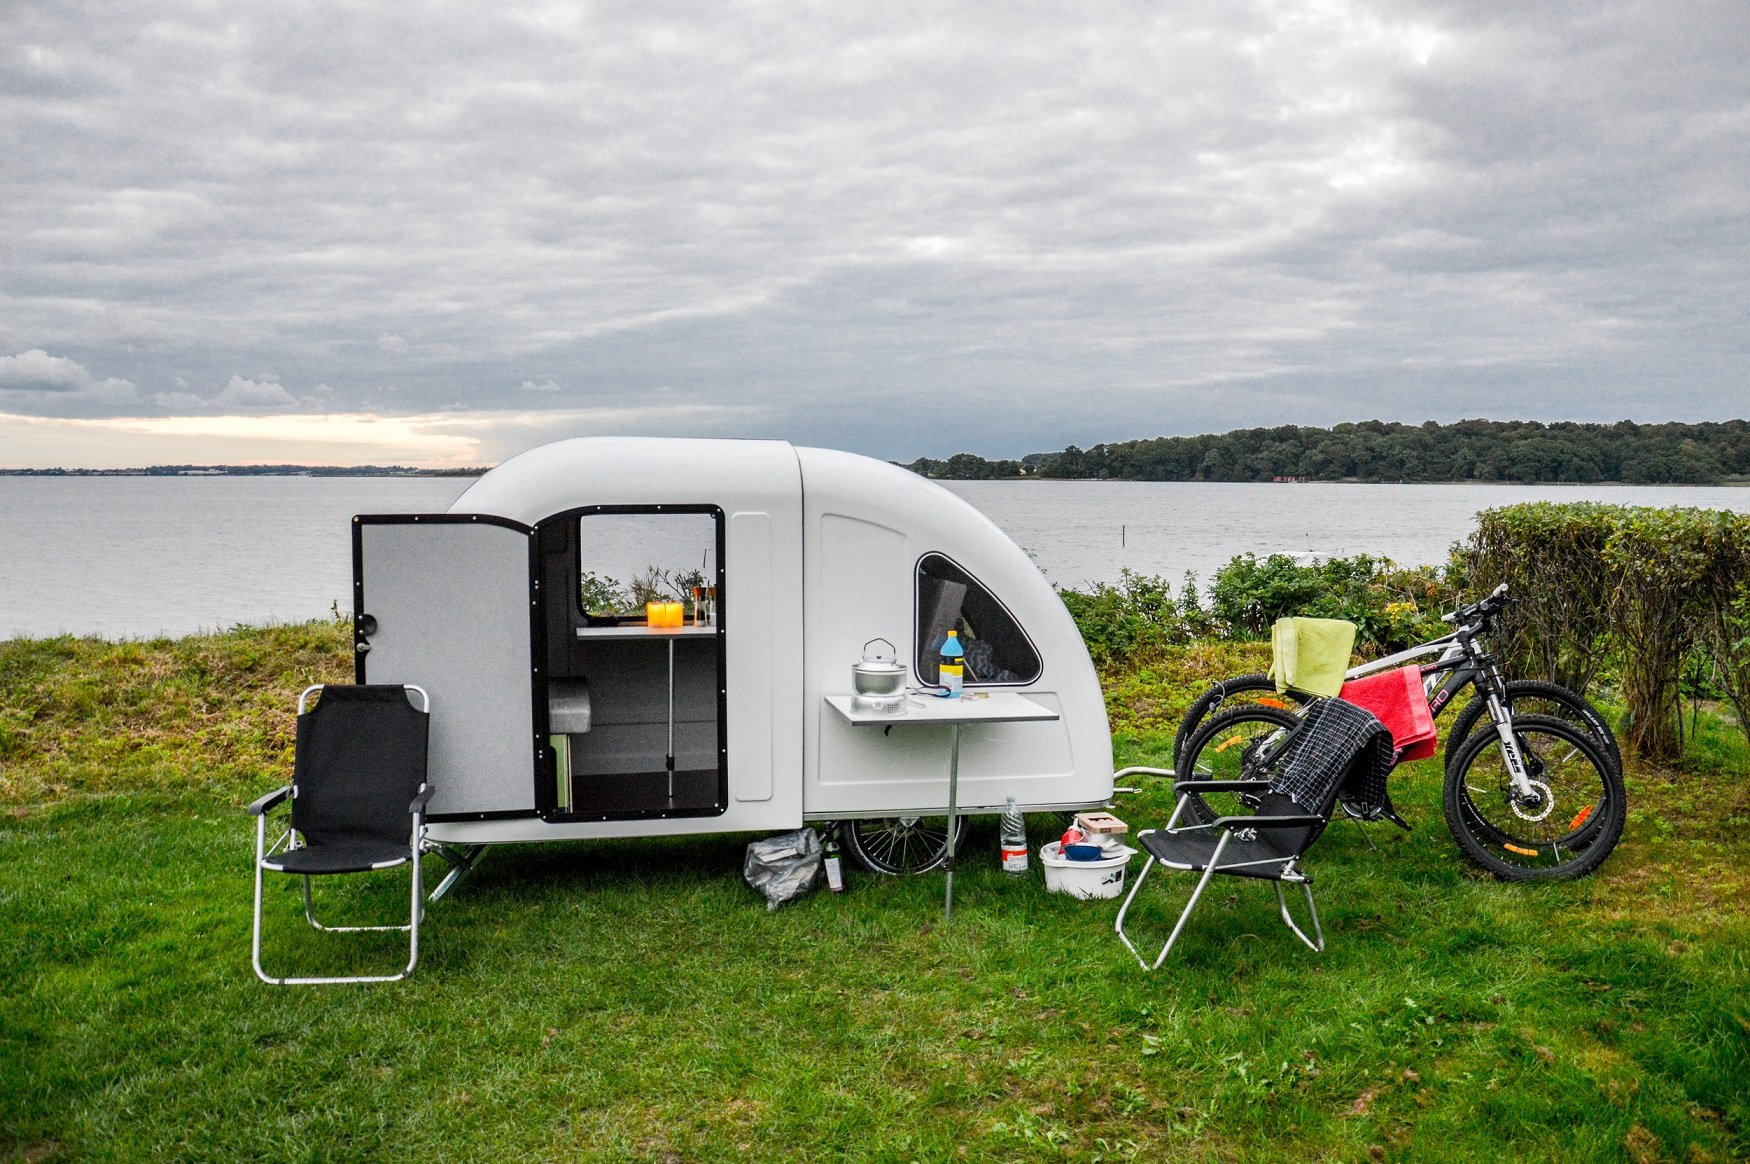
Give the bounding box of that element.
[351,437,1113,877]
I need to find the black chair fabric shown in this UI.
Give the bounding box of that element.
[290,685,430,856]
[262,837,412,875]
[1140,792,1329,880]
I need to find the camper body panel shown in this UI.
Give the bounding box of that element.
[423,438,806,844]
[797,447,1114,818]
[349,436,1111,847]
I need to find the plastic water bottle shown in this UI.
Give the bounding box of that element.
[1000,796,1029,878]
[939,630,965,697]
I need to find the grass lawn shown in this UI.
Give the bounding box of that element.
[2,626,1746,1162]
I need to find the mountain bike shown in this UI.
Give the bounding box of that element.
[1162,586,1626,879]
[1169,584,1621,780]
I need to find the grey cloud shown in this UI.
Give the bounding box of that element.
[0,350,137,413]
[1,0,1746,459]
[213,375,298,410]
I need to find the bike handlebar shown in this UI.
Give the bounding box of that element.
[1441,582,1512,629]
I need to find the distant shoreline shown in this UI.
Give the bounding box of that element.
[3,467,1746,487]
[0,466,486,477]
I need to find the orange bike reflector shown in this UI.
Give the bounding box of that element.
[1568,806,1594,831]
[1504,843,1540,857]
[1259,698,1288,709]
[1214,737,1244,753]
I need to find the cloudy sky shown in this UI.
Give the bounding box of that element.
[3,0,1746,468]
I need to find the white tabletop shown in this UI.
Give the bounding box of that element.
[576,624,718,639]
[824,691,1060,726]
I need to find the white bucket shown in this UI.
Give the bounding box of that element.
[1040,840,1137,900]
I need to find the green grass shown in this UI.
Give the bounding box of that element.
[2,626,1747,1162]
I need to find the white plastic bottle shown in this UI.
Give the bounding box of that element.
[1000,796,1029,878]
[939,630,965,697]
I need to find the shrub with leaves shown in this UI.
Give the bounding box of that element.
[1205,553,1456,652]
[1467,502,1618,694]
[1061,554,1458,670]
[1056,570,1208,668]
[1467,502,1750,761]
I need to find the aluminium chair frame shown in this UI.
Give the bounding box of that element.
[250,683,431,985]
[1114,776,1327,972]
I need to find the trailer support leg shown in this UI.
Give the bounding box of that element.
[428,843,486,904]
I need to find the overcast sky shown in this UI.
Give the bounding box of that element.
[3,0,1746,468]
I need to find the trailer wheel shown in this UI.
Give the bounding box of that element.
[841,815,969,876]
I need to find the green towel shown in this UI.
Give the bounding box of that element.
[1268,617,1357,698]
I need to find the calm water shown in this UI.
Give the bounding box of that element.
[942,480,1750,590]
[0,477,472,640]
[2,475,1746,639]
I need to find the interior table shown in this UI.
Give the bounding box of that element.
[577,623,716,799]
[824,691,1061,919]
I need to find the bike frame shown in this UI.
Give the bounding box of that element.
[1344,622,1537,797]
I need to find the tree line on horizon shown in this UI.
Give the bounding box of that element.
[2,464,483,477]
[904,418,1750,485]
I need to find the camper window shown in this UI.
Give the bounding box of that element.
[915,553,1042,687]
[577,510,718,619]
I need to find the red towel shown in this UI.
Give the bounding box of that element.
[1339,666,1438,762]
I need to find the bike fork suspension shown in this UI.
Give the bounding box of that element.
[1487,696,1538,797]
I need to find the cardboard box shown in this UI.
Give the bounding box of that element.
[1075,811,1128,836]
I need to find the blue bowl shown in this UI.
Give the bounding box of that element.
[1064,843,1104,861]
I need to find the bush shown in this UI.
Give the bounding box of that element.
[1059,554,1460,671]
[1205,553,1457,652]
[1467,503,1617,694]
[1056,570,1208,669]
[1467,502,1750,761]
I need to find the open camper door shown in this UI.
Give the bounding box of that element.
[352,514,544,821]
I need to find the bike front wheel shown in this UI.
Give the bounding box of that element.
[1442,713,1625,880]
[1445,680,1622,779]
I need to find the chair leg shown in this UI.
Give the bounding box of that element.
[1114,854,1159,970]
[1115,832,1232,971]
[255,840,423,986]
[252,814,273,985]
[1274,878,1325,953]
[303,873,416,934]
[1348,812,1379,850]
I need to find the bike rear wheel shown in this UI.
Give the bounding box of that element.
[1175,703,1301,826]
[1171,673,1308,773]
[1442,713,1625,880]
[1446,680,1621,778]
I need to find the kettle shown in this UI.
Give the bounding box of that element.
[851,638,908,709]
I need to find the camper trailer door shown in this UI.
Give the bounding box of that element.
[352,514,544,820]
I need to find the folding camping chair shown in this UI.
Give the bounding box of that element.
[249,684,431,985]
[1115,698,1392,971]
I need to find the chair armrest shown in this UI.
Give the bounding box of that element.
[409,784,434,815]
[247,785,292,816]
[1172,778,1272,797]
[1209,812,1325,831]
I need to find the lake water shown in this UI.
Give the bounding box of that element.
[2,474,1746,640]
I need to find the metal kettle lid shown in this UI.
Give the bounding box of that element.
[856,637,903,670]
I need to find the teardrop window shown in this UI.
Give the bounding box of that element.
[914,553,1042,687]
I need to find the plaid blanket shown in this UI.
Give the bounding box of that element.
[1268,697,1396,817]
